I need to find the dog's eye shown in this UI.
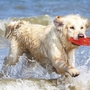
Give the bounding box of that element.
[70,26,74,29]
[81,26,83,29]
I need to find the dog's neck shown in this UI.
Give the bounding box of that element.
[59,34,78,53]
[54,26,79,53]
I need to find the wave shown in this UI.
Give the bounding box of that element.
[0,52,90,90]
[0,15,90,34]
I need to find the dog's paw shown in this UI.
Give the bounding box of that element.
[67,68,80,77]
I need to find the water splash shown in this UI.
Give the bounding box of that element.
[3,54,61,79]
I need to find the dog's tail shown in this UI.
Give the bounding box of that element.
[5,20,25,39]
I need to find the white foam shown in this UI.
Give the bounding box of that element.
[0,52,90,90]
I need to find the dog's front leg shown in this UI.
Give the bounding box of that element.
[51,49,79,77]
[66,49,80,77]
[67,49,75,67]
[53,58,79,77]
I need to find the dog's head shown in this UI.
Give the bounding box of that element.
[54,15,89,40]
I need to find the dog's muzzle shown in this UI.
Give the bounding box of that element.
[78,33,84,39]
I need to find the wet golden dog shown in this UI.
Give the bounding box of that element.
[4,15,89,77]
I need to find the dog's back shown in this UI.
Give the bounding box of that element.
[5,20,52,60]
[5,21,27,39]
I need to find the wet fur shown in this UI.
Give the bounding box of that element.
[4,15,89,77]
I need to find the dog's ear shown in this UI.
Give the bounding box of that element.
[85,19,89,28]
[53,16,64,29]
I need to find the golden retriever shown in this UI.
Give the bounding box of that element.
[4,14,89,77]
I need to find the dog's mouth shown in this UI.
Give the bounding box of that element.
[68,37,80,46]
[71,42,80,46]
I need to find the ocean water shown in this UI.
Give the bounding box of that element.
[0,0,90,90]
[0,0,90,19]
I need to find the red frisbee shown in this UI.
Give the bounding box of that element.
[68,37,90,46]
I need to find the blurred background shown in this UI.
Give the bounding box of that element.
[0,0,90,19]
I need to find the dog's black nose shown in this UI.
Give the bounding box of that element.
[78,33,84,38]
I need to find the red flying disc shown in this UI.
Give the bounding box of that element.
[68,37,90,46]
